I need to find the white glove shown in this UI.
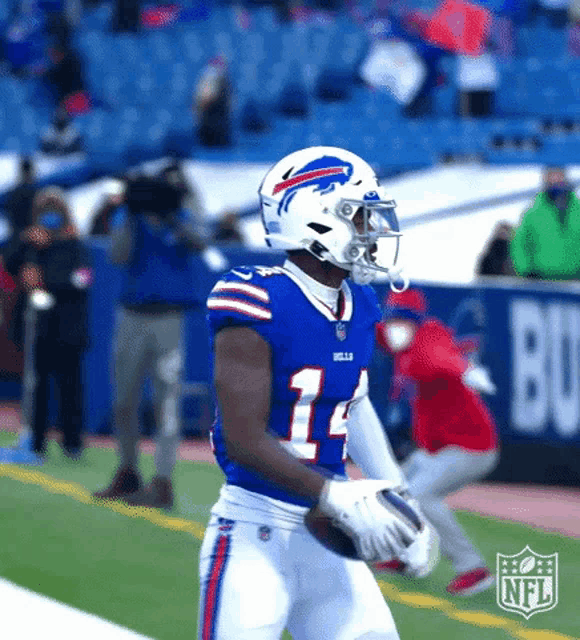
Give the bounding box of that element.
[399,512,440,578]
[462,365,497,395]
[318,479,420,563]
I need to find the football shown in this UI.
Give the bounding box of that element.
[304,488,423,560]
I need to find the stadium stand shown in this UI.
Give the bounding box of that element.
[0,0,578,180]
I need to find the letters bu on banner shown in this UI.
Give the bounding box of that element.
[496,546,558,619]
[360,40,427,105]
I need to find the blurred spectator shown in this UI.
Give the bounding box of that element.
[456,46,498,117]
[375,288,499,596]
[194,56,232,148]
[3,186,92,460]
[46,5,73,48]
[112,0,141,32]
[529,0,570,28]
[45,39,90,113]
[511,167,580,280]
[360,10,448,118]
[476,221,516,276]
[40,107,83,156]
[89,178,127,236]
[214,211,243,244]
[2,157,38,241]
[0,157,38,360]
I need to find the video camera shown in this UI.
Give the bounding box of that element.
[125,170,185,218]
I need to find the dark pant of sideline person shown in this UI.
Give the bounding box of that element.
[31,338,84,455]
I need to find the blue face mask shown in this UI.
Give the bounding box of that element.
[546,184,571,203]
[38,211,65,230]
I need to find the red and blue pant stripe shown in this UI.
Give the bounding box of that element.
[200,533,231,640]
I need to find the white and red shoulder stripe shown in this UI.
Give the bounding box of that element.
[211,280,270,303]
[207,296,272,321]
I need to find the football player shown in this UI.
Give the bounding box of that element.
[198,147,437,640]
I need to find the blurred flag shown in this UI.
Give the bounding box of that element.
[425,0,492,55]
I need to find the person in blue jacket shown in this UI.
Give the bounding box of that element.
[93,170,212,509]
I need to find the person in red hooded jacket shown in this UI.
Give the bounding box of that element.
[375,287,499,596]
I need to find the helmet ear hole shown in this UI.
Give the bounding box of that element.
[309,240,328,258]
[307,222,332,235]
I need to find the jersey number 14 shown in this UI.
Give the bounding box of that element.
[283,367,368,463]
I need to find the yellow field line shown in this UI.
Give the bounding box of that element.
[0,463,577,640]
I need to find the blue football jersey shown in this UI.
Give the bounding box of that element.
[207,264,381,507]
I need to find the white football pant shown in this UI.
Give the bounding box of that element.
[198,515,400,640]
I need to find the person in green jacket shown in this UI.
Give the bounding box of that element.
[511,167,580,281]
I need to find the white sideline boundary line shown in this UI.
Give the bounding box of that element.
[0,578,153,640]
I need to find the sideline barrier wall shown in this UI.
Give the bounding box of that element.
[1,241,579,483]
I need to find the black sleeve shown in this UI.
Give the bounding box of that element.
[3,236,36,278]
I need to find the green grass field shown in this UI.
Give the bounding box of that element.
[0,432,578,640]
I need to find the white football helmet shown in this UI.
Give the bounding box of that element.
[259,146,406,287]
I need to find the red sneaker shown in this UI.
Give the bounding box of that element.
[447,567,494,596]
[374,559,407,574]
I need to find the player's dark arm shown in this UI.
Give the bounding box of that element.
[214,326,326,502]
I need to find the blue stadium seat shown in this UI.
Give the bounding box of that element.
[0,77,29,105]
[81,3,112,32]
[542,137,580,165]
[516,27,534,56]
[179,30,210,65]
[489,119,542,137]
[252,6,279,32]
[434,85,455,116]
[486,147,542,165]
[496,85,530,116]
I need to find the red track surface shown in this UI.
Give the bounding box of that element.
[2,403,579,537]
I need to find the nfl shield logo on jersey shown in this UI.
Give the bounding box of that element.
[335,322,347,341]
[258,525,271,542]
[496,546,558,619]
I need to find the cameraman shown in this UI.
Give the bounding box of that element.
[94,172,210,509]
[4,187,92,460]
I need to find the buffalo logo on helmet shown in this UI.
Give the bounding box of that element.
[273,156,354,215]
